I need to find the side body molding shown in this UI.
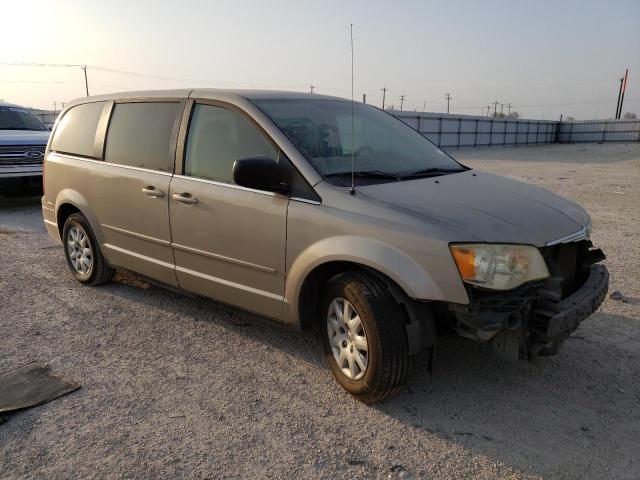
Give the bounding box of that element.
[283,235,445,326]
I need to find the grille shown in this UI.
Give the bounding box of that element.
[541,241,591,298]
[532,240,605,339]
[0,145,46,165]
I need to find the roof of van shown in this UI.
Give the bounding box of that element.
[65,89,347,107]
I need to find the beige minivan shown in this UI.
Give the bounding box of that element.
[42,89,608,402]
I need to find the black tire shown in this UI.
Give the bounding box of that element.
[320,271,409,403]
[62,213,115,286]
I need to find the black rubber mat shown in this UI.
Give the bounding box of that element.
[0,362,80,413]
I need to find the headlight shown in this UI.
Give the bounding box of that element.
[450,244,549,290]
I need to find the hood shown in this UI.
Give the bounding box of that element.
[358,170,590,246]
[0,130,50,145]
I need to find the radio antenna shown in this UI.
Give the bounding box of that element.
[350,23,356,195]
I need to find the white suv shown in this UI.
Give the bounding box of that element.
[0,102,51,185]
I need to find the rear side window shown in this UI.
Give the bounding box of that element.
[184,104,278,184]
[51,102,105,157]
[104,102,180,172]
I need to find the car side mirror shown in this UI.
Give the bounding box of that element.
[233,156,290,194]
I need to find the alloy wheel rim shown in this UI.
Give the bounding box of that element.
[67,226,92,275]
[327,297,369,380]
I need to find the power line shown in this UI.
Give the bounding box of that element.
[0,62,84,68]
[0,79,128,89]
[0,62,306,90]
[0,80,70,84]
[87,65,232,86]
[3,62,636,114]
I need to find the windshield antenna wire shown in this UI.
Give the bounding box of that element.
[350,23,356,195]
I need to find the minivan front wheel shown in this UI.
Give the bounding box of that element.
[321,271,409,403]
[62,213,115,286]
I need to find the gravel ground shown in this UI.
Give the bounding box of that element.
[1,143,639,479]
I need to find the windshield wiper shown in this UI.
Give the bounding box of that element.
[325,170,400,180]
[0,127,43,131]
[400,167,465,179]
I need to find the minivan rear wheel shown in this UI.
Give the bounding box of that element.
[62,213,115,286]
[321,271,409,403]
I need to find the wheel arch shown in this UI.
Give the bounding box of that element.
[56,203,80,238]
[286,236,440,356]
[54,189,104,244]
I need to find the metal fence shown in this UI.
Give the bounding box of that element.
[392,111,640,148]
[26,107,640,146]
[557,119,640,143]
[29,109,58,126]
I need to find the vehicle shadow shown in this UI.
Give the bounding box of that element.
[374,315,640,478]
[0,181,42,201]
[103,271,326,365]
[0,195,45,233]
[98,273,639,478]
[0,194,41,208]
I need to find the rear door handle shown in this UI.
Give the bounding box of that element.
[172,192,198,205]
[142,186,164,198]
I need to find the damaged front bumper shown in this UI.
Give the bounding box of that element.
[449,243,609,361]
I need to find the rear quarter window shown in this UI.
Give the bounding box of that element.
[104,102,180,172]
[51,102,105,157]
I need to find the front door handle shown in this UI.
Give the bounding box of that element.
[172,192,198,205]
[142,186,164,198]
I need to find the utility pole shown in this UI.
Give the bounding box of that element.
[486,106,490,116]
[309,84,315,94]
[615,77,624,118]
[399,95,405,111]
[81,65,89,96]
[423,101,426,112]
[617,69,629,119]
[445,93,452,114]
[492,100,499,116]
[53,101,57,113]
[507,103,512,115]
[362,93,366,104]
[500,103,504,116]
[381,87,387,109]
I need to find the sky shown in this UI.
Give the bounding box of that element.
[1,0,638,120]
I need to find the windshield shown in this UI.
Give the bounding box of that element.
[0,106,48,131]
[252,98,466,186]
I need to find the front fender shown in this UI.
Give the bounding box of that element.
[283,235,462,325]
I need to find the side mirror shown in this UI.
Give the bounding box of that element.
[232,156,290,194]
